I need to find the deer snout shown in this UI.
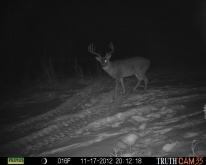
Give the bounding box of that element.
[100,59,108,68]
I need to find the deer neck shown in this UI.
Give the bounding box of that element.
[102,61,116,79]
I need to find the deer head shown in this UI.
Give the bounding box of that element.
[88,42,114,68]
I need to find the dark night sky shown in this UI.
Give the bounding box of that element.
[1,1,206,84]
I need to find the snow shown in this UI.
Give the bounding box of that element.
[162,141,180,152]
[0,70,206,157]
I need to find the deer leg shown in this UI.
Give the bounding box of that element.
[120,78,125,95]
[114,79,119,99]
[142,74,148,90]
[133,74,142,92]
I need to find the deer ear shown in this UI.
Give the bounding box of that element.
[106,54,111,60]
[95,56,101,61]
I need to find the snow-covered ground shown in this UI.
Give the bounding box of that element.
[0,69,206,157]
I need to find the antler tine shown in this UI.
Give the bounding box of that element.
[109,42,114,50]
[88,43,101,57]
[107,42,114,55]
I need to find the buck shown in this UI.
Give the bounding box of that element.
[88,42,150,99]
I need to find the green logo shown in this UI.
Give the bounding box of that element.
[8,157,24,164]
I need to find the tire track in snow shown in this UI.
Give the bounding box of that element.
[0,82,103,144]
[1,78,206,156]
[0,81,126,156]
[31,88,206,151]
[24,91,126,156]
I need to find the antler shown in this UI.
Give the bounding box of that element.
[106,42,114,55]
[88,43,101,57]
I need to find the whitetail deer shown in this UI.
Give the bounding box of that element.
[88,42,150,99]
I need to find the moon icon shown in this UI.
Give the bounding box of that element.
[41,158,47,164]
